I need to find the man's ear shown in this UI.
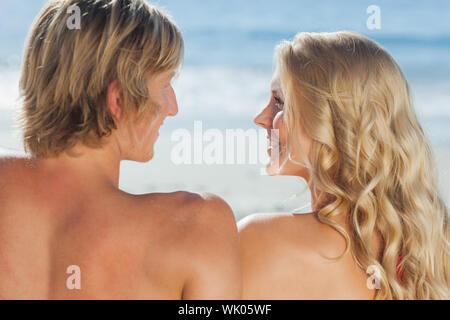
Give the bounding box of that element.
[107,80,122,121]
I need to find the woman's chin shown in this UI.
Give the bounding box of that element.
[265,154,297,176]
[264,149,285,175]
[265,162,280,176]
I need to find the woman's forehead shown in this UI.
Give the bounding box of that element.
[270,76,281,91]
[270,75,284,98]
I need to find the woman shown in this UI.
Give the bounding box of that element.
[238,31,449,299]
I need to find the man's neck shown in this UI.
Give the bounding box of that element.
[37,139,122,190]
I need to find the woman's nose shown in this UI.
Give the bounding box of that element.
[254,105,273,129]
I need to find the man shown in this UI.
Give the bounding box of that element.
[0,0,241,299]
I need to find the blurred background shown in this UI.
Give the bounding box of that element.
[0,0,449,220]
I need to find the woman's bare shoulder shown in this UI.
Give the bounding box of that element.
[237,211,346,262]
[237,212,354,299]
[238,212,319,242]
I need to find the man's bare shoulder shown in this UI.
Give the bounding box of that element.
[0,154,32,170]
[181,192,238,252]
[129,191,241,299]
[0,155,35,190]
[172,192,241,299]
[0,147,26,158]
[134,191,238,251]
[109,191,239,264]
[0,148,28,170]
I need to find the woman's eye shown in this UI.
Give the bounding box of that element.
[274,96,284,109]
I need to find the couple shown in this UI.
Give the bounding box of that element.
[0,0,448,300]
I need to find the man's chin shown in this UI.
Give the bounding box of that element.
[142,151,154,163]
[132,149,154,163]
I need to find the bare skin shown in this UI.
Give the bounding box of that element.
[238,74,381,300]
[238,212,380,299]
[0,72,241,300]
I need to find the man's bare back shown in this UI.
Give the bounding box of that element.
[1,0,242,300]
[0,156,241,299]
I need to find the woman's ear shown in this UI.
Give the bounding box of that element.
[107,80,122,121]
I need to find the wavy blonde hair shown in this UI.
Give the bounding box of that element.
[276,31,449,299]
[19,0,183,157]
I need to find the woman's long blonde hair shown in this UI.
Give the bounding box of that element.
[276,31,449,299]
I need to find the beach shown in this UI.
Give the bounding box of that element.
[1,119,449,221]
[1,0,449,220]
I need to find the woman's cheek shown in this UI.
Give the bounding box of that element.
[273,110,286,146]
[272,110,282,128]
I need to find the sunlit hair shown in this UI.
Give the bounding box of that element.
[276,31,449,299]
[19,0,184,157]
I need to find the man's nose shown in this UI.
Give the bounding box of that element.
[167,86,178,117]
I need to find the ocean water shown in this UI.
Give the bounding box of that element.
[0,0,449,216]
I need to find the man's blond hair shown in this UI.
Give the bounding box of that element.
[19,0,184,157]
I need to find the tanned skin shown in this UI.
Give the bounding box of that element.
[238,75,380,300]
[0,72,241,299]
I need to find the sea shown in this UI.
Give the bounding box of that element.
[0,0,449,218]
